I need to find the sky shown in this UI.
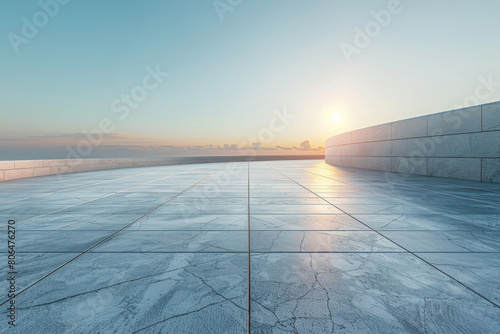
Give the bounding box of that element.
[1,0,500,160]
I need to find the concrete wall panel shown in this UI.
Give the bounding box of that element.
[0,161,15,169]
[406,132,500,158]
[326,102,500,183]
[428,106,481,136]
[368,140,406,157]
[33,167,52,177]
[428,158,481,182]
[392,116,427,139]
[14,160,45,168]
[482,159,500,183]
[482,102,500,131]
[366,157,391,171]
[407,134,471,158]
[5,168,34,180]
[391,157,428,176]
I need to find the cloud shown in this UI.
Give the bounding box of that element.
[290,140,324,151]
[300,140,311,150]
[1,133,325,160]
[276,146,293,150]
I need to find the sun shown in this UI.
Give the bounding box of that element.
[330,112,342,125]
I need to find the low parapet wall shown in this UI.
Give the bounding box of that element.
[0,155,324,182]
[325,101,500,183]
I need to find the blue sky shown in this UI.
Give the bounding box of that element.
[1,0,500,159]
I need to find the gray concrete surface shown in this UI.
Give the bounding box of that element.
[0,160,499,333]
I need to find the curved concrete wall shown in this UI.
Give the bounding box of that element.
[0,155,324,182]
[326,101,500,183]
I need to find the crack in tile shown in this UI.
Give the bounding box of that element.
[18,257,224,310]
[131,300,226,333]
[184,269,246,312]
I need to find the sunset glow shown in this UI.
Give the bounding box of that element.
[330,112,342,126]
[2,1,500,160]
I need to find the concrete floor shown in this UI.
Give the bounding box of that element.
[0,160,499,333]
